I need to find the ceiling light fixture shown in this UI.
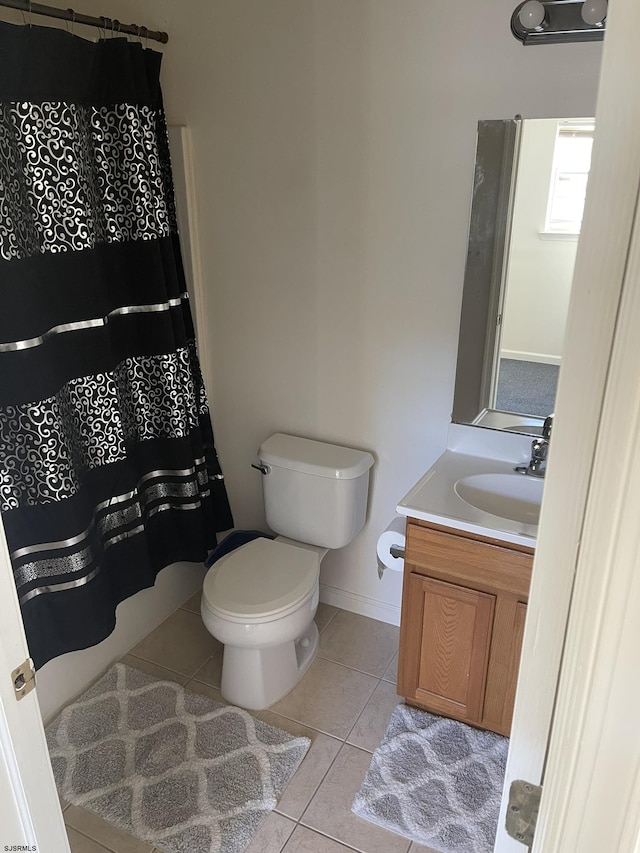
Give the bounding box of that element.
[511,0,607,44]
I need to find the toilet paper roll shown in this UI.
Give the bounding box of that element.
[376,516,406,577]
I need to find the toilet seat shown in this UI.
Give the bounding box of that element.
[202,537,319,624]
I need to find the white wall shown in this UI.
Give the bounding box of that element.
[501,119,579,363]
[33,1,600,636]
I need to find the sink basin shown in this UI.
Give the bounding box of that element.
[454,473,543,525]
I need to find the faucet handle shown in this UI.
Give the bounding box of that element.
[542,414,553,439]
[531,437,548,462]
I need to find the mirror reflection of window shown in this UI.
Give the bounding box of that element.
[493,118,593,419]
[545,122,595,235]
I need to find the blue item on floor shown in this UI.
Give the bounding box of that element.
[204,529,274,568]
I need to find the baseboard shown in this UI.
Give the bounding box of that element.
[319,583,401,627]
[500,349,562,366]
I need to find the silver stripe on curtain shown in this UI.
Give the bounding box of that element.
[0,293,190,353]
[10,458,210,559]
[20,497,210,604]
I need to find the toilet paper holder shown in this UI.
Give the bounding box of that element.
[389,544,405,560]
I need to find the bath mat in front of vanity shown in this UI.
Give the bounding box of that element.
[46,663,310,853]
[352,703,508,853]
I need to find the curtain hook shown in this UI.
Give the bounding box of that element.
[67,8,75,36]
[144,25,149,49]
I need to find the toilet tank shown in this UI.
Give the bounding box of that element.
[258,434,374,549]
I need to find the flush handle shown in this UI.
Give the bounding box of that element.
[251,463,270,475]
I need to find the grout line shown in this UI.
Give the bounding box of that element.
[254,707,352,741]
[314,650,398,681]
[317,606,339,634]
[278,734,345,827]
[293,718,373,832]
[124,650,213,682]
[66,823,117,853]
[343,677,385,748]
[342,662,404,749]
[123,652,191,677]
[268,712,344,746]
[295,821,367,852]
[66,810,157,853]
[184,676,216,693]
[189,650,217,680]
[188,678,221,690]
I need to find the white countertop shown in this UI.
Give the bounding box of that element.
[396,450,539,548]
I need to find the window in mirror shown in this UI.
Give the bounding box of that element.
[452,117,595,435]
[544,122,594,235]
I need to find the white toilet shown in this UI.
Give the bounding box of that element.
[201,433,374,710]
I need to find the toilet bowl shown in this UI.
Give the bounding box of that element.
[201,433,374,710]
[201,537,324,709]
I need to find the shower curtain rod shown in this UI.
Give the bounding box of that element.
[0,0,168,43]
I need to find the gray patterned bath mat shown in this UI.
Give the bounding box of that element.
[352,704,508,853]
[46,663,310,853]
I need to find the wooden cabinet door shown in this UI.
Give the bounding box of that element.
[482,599,527,735]
[401,572,495,723]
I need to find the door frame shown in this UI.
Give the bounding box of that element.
[535,130,640,851]
[495,0,640,849]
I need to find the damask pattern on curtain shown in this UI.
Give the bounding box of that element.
[0,21,234,669]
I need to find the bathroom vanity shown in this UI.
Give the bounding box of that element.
[395,445,539,737]
[398,518,532,736]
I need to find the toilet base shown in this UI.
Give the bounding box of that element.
[220,620,319,710]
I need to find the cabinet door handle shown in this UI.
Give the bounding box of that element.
[389,544,405,559]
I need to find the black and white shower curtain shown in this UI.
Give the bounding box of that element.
[0,21,233,668]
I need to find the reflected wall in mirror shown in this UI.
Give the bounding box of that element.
[452,117,594,435]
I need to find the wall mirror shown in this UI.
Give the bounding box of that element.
[452,117,594,435]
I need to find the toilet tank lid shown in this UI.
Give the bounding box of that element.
[259,434,374,480]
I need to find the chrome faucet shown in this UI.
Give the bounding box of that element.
[515,414,553,478]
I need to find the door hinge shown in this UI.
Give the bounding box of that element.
[11,658,36,701]
[505,779,542,848]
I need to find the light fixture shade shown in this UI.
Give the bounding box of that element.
[581,0,607,26]
[511,0,606,44]
[518,0,547,29]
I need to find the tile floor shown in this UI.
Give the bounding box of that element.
[59,597,439,853]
